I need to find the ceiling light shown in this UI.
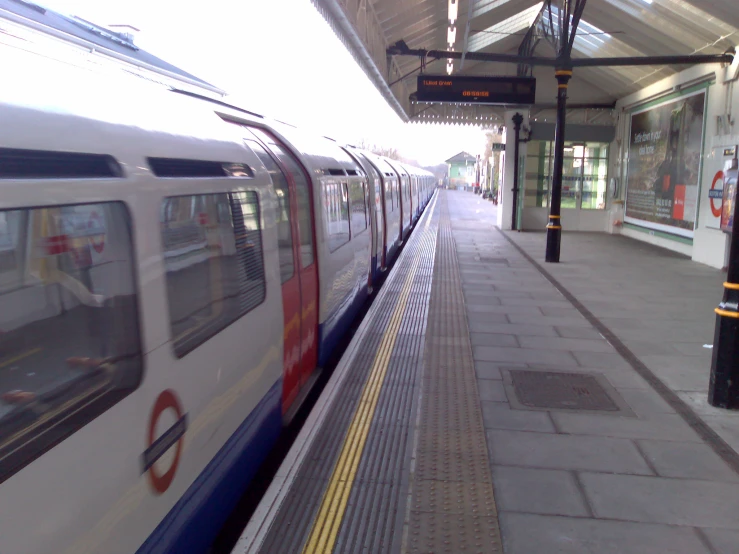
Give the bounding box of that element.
[448,0,458,24]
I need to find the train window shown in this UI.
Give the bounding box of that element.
[349,181,368,235]
[0,202,142,484]
[161,192,265,358]
[324,182,350,252]
[245,141,295,283]
[260,144,315,269]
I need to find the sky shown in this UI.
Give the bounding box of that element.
[35,0,487,167]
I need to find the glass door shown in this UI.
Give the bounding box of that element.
[524,141,609,211]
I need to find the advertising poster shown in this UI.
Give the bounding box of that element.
[624,90,706,238]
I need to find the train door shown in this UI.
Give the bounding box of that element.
[249,128,319,391]
[242,136,301,410]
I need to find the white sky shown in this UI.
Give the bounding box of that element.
[36,0,487,167]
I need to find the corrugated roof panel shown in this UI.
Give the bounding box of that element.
[470,0,516,19]
[582,3,704,56]
[596,0,738,54]
[468,2,542,52]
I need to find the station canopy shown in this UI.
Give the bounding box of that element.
[313,0,738,126]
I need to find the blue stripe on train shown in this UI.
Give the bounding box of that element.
[136,379,283,554]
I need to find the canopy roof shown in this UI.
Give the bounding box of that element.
[314,0,737,125]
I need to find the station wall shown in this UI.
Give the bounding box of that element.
[611,62,739,269]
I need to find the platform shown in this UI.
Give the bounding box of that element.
[235,190,739,554]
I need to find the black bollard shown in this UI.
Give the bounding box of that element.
[709,160,739,408]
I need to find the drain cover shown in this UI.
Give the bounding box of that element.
[509,370,621,411]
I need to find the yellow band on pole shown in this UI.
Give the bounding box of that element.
[715,307,739,318]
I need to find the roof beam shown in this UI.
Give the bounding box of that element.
[387,39,735,68]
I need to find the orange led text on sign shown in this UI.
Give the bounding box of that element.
[422,79,453,87]
[462,90,490,97]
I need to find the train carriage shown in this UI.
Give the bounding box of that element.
[0,30,435,554]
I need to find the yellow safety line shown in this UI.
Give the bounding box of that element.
[715,307,739,318]
[724,282,739,291]
[0,347,42,369]
[302,255,421,554]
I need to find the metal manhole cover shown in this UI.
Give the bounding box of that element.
[509,370,620,411]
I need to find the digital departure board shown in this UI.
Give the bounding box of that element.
[415,75,536,105]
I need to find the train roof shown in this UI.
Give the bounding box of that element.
[0,11,432,181]
[0,45,253,166]
[0,0,220,93]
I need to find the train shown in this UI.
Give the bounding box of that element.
[0,32,435,554]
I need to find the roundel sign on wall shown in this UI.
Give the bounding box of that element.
[710,170,725,219]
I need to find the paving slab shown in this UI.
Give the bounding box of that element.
[486,429,653,475]
[473,346,579,365]
[507,314,592,327]
[474,361,507,380]
[550,412,702,442]
[538,306,583,317]
[579,472,739,528]
[480,401,556,433]
[471,323,560,337]
[699,528,739,554]
[637,439,739,482]
[498,512,711,554]
[478,379,508,402]
[571,351,632,369]
[516,335,614,353]
[492,467,589,517]
[554,326,605,339]
[466,314,513,330]
[617,387,676,415]
[470,333,519,348]
[466,304,543,316]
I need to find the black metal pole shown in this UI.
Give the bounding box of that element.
[511,113,523,231]
[709,156,739,409]
[545,69,572,263]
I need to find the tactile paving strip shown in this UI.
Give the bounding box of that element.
[405,192,503,554]
[258,197,440,554]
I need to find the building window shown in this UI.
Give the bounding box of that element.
[161,192,265,358]
[524,141,609,210]
[0,202,142,483]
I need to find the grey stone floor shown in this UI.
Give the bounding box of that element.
[445,190,739,554]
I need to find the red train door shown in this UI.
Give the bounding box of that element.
[243,137,303,410]
[248,129,319,398]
